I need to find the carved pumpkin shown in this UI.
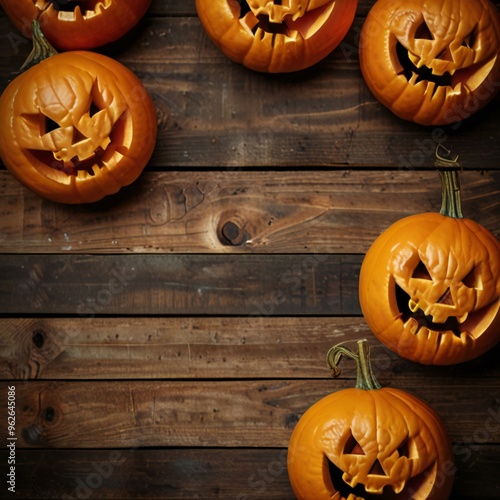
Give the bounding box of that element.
[288,340,455,499]
[195,0,358,73]
[0,0,151,50]
[0,23,158,204]
[359,157,500,365]
[359,0,500,125]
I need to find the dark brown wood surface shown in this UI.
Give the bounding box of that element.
[0,1,499,499]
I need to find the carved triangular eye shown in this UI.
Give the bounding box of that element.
[463,267,483,290]
[415,20,433,40]
[412,260,432,280]
[462,30,476,48]
[45,116,60,134]
[88,79,103,118]
[397,437,410,458]
[343,431,365,455]
[89,102,100,118]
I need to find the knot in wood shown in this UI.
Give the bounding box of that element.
[220,220,245,246]
[22,425,42,444]
[32,330,45,348]
[44,406,56,423]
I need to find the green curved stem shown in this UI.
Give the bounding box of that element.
[438,170,463,219]
[326,339,381,390]
[20,20,58,72]
[435,144,463,219]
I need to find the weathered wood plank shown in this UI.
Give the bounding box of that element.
[1,3,499,499]
[1,317,499,381]
[0,0,388,21]
[149,0,198,17]
[118,15,500,169]
[1,380,499,448]
[0,254,363,315]
[0,316,367,380]
[146,0,387,18]
[2,446,499,499]
[1,16,499,169]
[1,169,498,254]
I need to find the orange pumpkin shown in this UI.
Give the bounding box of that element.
[359,156,500,365]
[0,23,158,204]
[359,0,500,125]
[0,0,151,50]
[287,340,455,499]
[195,0,358,73]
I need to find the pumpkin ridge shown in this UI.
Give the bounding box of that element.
[383,387,454,466]
[288,341,455,498]
[373,389,449,499]
[0,44,157,203]
[359,177,500,366]
[359,0,500,125]
[196,0,358,73]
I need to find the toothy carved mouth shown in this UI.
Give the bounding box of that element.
[395,41,496,96]
[327,456,436,499]
[34,0,112,20]
[24,109,128,176]
[396,284,461,337]
[28,148,105,175]
[238,0,336,40]
[394,285,495,340]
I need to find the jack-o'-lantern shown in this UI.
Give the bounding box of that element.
[195,0,358,73]
[0,0,151,50]
[359,0,500,125]
[287,340,455,499]
[0,22,158,204]
[359,150,500,365]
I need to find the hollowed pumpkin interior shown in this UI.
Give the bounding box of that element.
[25,113,128,176]
[237,0,336,40]
[34,0,112,19]
[321,427,440,499]
[19,75,130,177]
[325,455,437,499]
[391,18,497,95]
[389,255,499,341]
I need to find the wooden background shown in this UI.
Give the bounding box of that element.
[0,1,499,498]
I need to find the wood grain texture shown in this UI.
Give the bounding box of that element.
[0,254,363,315]
[1,379,499,449]
[2,447,499,499]
[1,12,499,169]
[146,0,389,18]
[1,169,498,254]
[1,318,499,381]
[0,1,499,499]
[112,14,500,169]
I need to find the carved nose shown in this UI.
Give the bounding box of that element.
[437,288,454,305]
[435,47,453,62]
[369,459,387,476]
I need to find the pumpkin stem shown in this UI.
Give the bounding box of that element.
[20,20,58,72]
[435,144,463,219]
[326,339,381,390]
